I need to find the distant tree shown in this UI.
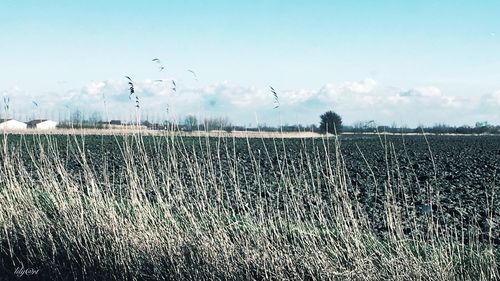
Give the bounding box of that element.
[89,111,102,126]
[353,121,365,133]
[184,115,198,131]
[319,111,343,134]
[308,124,318,132]
[71,109,83,127]
[475,121,490,128]
[204,116,232,131]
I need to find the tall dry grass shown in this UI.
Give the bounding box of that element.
[0,131,497,280]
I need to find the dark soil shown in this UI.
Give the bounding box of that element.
[1,134,499,243]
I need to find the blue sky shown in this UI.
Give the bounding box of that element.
[1,0,499,127]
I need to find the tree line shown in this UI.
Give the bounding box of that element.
[54,109,500,135]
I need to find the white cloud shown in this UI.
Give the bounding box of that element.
[395,86,461,108]
[477,91,500,121]
[400,86,442,98]
[84,81,106,96]
[485,90,500,105]
[0,79,498,127]
[342,78,378,94]
[283,89,315,104]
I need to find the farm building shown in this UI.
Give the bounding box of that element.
[27,119,58,129]
[98,120,125,129]
[0,119,27,130]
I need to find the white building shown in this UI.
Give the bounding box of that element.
[27,119,58,129]
[0,119,27,130]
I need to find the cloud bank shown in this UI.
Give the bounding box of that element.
[1,78,498,127]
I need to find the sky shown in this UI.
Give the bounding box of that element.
[0,0,499,127]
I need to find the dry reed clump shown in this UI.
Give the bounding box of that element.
[0,132,498,281]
